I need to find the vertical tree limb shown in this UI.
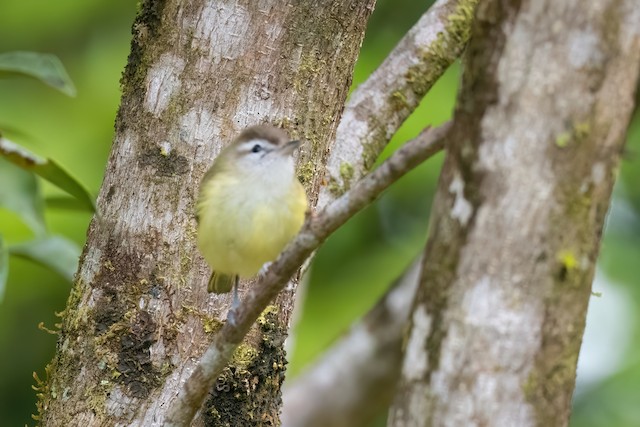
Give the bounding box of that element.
[39,1,375,425]
[389,1,640,426]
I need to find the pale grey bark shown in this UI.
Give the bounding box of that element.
[281,256,423,427]
[388,1,640,426]
[39,1,375,426]
[318,0,478,208]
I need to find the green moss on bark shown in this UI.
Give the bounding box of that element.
[203,307,287,426]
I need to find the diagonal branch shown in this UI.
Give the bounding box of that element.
[318,0,477,207]
[164,122,452,426]
[281,255,423,427]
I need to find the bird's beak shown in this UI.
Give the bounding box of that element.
[279,139,302,155]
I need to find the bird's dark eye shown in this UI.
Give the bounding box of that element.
[251,144,262,153]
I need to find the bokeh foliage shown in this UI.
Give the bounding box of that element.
[0,1,638,426]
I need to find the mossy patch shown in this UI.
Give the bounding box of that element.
[523,347,580,425]
[116,310,161,398]
[138,147,189,177]
[555,131,572,148]
[391,90,410,111]
[326,162,357,197]
[231,344,260,371]
[31,363,54,423]
[120,0,166,96]
[297,161,315,185]
[181,303,224,334]
[38,232,173,425]
[203,306,287,426]
[403,0,478,100]
[557,250,578,271]
[339,162,354,189]
[555,121,592,148]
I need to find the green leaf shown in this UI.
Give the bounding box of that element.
[9,236,80,282]
[0,51,76,97]
[45,195,95,212]
[0,137,96,213]
[0,235,8,301]
[0,122,37,143]
[0,158,46,236]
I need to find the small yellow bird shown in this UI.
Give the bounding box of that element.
[196,125,308,297]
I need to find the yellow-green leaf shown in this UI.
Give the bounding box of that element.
[0,51,76,97]
[0,235,7,301]
[9,236,80,282]
[0,158,46,236]
[0,137,95,213]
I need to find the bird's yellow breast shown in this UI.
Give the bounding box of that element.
[196,171,306,277]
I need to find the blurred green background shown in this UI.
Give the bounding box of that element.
[1,1,638,426]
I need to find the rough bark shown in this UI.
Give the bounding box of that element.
[389,1,640,426]
[38,0,374,426]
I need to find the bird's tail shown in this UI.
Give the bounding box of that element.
[208,272,235,293]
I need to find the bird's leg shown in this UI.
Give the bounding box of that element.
[227,276,241,326]
[232,275,240,309]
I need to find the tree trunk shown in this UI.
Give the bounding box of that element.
[389,0,640,426]
[39,0,374,425]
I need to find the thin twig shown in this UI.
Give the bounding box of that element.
[163,122,451,426]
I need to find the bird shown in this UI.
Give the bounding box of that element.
[196,124,308,301]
